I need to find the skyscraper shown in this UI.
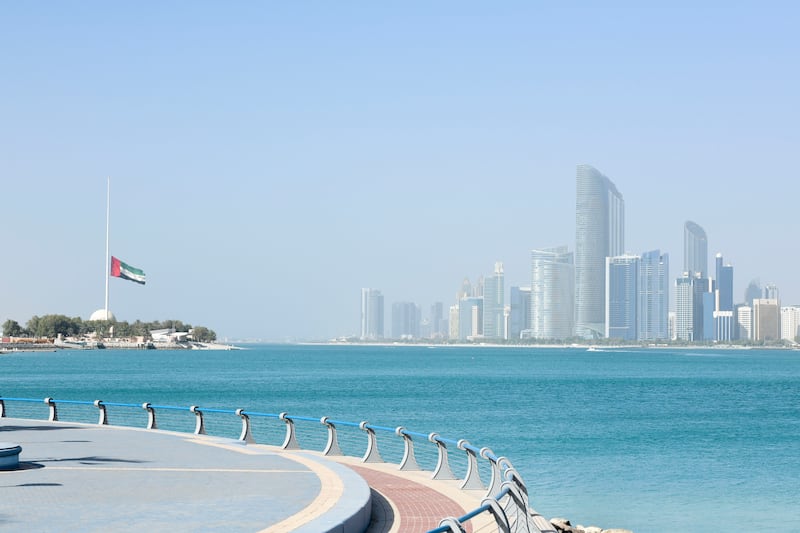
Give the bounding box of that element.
[575,165,624,339]
[692,275,711,341]
[675,274,694,341]
[684,221,708,277]
[753,299,780,341]
[735,304,752,341]
[715,253,734,312]
[744,279,762,307]
[638,250,670,341]
[391,301,420,339]
[482,262,505,339]
[360,288,384,340]
[509,286,531,340]
[448,304,459,340]
[714,253,734,341]
[458,297,483,340]
[606,255,639,340]
[531,246,574,340]
[429,302,444,339]
[780,306,800,342]
[764,283,780,301]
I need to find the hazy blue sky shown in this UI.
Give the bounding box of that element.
[2,3,798,340]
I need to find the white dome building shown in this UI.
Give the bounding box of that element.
[89,309,116,322]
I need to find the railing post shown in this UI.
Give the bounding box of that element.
[44,397,58,422]
[500,480,531,527]
[236,409,255,443]
[457,439,484,490]
[94,400,108,425]
[320,417,343,456]
[0,399,5,418]
[280,412,300,450]
[190,405,206,435]
[429,433,457,480]
[437,517,466,533]
[396,427,421,471]
[360,422,383,463]
[503,466,528,497]
[481,447,502,498]
[142,403,157,430]
[481,498,511,533]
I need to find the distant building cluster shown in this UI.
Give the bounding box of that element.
[360,165,798,344]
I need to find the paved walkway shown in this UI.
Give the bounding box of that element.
[0,418,370,532]
[349,465,476,533]
[0,418,491,532]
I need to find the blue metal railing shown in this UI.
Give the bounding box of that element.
[0,395,551,533]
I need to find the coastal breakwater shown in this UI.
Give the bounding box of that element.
[1,340,238,352]
[550,518,633,533]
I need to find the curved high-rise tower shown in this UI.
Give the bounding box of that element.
[684,221,708,277]
[575,165,625,339]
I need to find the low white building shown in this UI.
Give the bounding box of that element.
[150,328,189,344]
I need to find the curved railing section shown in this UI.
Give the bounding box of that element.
[0,396,555,533]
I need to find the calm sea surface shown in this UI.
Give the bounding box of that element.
[2,344,799,532]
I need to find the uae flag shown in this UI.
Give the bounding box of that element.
[110,256,146,285]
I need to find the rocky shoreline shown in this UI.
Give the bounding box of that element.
[550,517,633,533]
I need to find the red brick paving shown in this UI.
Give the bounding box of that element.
[349,465,473,533]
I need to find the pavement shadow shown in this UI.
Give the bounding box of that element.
[13,462,45,470]
[35,456,148,465]
[0,425,83,432]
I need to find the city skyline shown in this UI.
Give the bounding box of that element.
[2,4,800,340]
[366,169,796,343]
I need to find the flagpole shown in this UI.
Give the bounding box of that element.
[104,177,110,319]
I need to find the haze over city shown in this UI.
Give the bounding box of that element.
[2,3,799,341]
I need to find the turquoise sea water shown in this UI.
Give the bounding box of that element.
[2,344,799,532]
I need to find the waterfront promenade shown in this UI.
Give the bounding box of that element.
[0,418,490,532]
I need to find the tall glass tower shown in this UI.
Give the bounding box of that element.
[638,250,670,341]
[508,286,531,340]
[715,253,734,312]
[684,221,708,277]
[531,246,574,340]
[606,255,639,340]
[360,288,384,340]
[675,275,694,341]
[575,165,624,339]
[482,262,505,339]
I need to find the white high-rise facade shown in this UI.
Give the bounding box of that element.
[530,246,574,340]
[575,165,624,339]
[780,306,800,342]
[736,305,752,341]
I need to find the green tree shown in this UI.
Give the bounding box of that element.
[26,316,42,337]
[2,319,24,337]
[191,326,216,342]
[31,315,82,338]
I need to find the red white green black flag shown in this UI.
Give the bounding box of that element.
[110,256,146,285]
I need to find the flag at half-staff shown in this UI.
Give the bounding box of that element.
[110,256,146,285]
